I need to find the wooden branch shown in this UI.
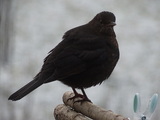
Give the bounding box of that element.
[54,91,129,120]
[54,104,90,120]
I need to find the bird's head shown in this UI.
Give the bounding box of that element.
[89,11,116,36]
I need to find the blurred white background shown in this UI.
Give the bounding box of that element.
[1,0,160,120]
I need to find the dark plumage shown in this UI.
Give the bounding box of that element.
[8,11,119,102]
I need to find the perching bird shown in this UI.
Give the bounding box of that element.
[8,11,119,102]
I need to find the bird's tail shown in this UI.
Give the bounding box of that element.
[8,80,43,101]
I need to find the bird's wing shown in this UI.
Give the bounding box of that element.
[52,48,87,80]
[40,34,109,82]
[34,39,74,82]
[51,37,107,80]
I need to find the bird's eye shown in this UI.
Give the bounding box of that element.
[99,20,104,24]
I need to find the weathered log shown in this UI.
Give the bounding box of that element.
[54,91,129,120]
[54,104,90,120]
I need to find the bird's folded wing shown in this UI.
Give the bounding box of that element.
[53,47,105,79]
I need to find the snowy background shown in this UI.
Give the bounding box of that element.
[1,0,160,120]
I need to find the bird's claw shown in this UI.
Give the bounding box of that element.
[67,93,92,103]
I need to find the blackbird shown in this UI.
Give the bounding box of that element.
[8,11,119,102]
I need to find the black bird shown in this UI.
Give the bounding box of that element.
[8,11,119,102]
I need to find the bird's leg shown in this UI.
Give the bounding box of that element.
[67,87,92,103]
[81,88,91,102]
[72,88,84,98]
[67,88,84,102]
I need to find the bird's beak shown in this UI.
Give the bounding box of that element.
[107,22,116,27]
